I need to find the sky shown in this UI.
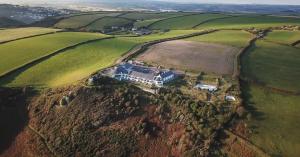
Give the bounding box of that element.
[0,0,300,5]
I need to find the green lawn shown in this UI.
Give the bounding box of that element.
[241,40,300,92]
[55,13,120,29]
[184,30,254,48]
[243,85,300,157]
[265,30,300,45]
[0,32,108,76]
[197,15,300,29]
[0,38,136,87]
[149,13,230,30]
[84,17,133,32]
[0,27,60,43]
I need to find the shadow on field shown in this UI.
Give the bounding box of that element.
[0,87,36,154]
[240,81,266,122]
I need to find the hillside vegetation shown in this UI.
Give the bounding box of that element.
[0,27,60,43]
[0,32,108,76]
[149,13,230,30]
[0,17,24,28]
[120,12,192,20]
[197,15,300,29]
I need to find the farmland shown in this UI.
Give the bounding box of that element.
[120,12,192,20]
[0,38,136,87]
[197,15,300,29]
[84,17,133,32]
[0,32,108,76]
[265,30,300,45]
[137,40,239,74]
[185,30,254,48]
[149,13,230,30]
[134,19,162,28]
[0,27,60,43]
[241,40,300,92]
[241,30,300,157]
[0,30,203,87]
[54,13,121,29]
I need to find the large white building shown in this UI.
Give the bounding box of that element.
[113,62,175,87]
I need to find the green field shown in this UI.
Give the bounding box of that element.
[149,13,230,30]
[120,30,202,43]
[0,30,202,87]
[55,13,120,29]
[0,38,136,87]
[134,19,162,28]
[241,40,300,92]
[241,33,300,157]
[84,17,133,32]
[0,27,60,43]
[197,15,300,29]
[185,30,254,48]
[120,12,191,20]
[265,30,300,45]
[243,85,300,157]
[0,32,108,76]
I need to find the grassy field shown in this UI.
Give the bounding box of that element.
[243,85,300,157]
[84,17,133,32]
[0,32,108,76]
[185,30,253,48]
[197,15,300,29]
[120,12,191,20]
[134,19,162,28]
[265,30,300,45]
[0,27,60,43]
[0,38,136,87]
[149,13,230,30]
[241,40,300,92]
[120,30,202,43]
[0,30,203,87]
[54,13,120,29]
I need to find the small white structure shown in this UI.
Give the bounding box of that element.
[195,84,218,92]
[225,96,236,102]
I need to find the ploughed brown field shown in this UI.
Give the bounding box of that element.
[137,40,240,75]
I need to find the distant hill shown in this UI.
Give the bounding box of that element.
[0,17,24,28]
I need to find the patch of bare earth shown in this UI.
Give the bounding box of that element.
[137,40,239,75]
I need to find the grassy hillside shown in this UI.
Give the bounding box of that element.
[0,27,60,43]
[265,30,300,45]
[0,32,108,76]
[149,13,230,30]
[55,13,120,29]
[241,40,300,92]
[0,38,136,87]
[84,17,133,32]
[197,15,300,29]
[243,85,300,157]
[185,30,253,48]
[0,17,24,28]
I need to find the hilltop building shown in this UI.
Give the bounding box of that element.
[113,62,175,87]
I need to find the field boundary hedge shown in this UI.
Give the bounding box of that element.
[0,37,114,82]
[192,15,236,28]
[0,30,65,45]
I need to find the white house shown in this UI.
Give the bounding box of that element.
[194,83,218,92]
[113,62,175,87]
[225,96,236,101]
